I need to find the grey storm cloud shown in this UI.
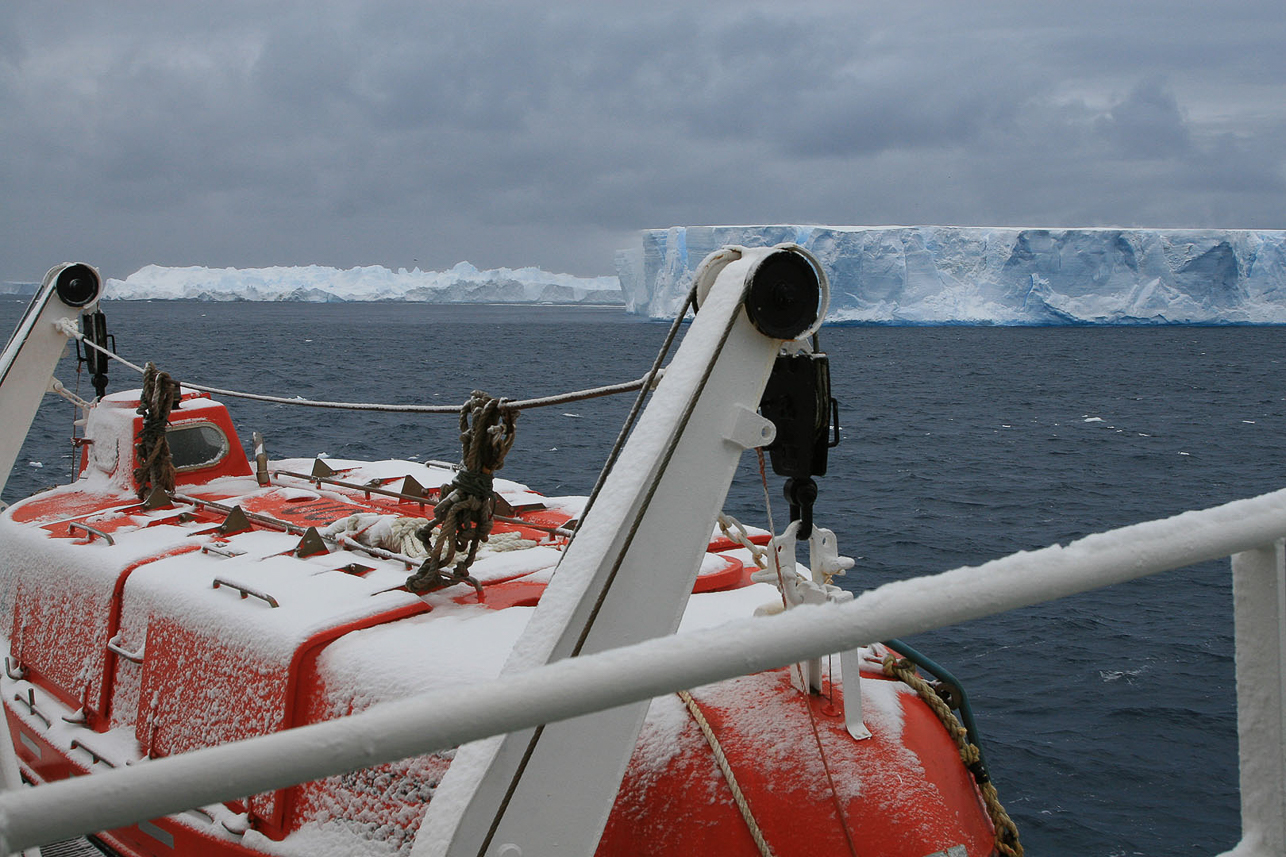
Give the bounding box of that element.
[1096,78,1193,159]
[1,1,1283,283]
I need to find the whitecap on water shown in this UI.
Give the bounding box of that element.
[1099,667,1147,684]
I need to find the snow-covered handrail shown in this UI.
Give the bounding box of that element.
[1,486,1284,855]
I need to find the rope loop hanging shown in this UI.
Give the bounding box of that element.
[133,362,180,501]
[406,391,519,594]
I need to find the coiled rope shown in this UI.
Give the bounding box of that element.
[323,513,536,559]
[133,362,180,501]
[405,392,518,594]
[881,654,1024,857]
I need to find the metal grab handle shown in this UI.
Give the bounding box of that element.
[13,688,51,728]
[201,544,246,559]
[106,634,144,664]
[212,577,279,608]
[71,739,116,768]
[67,521,115,545]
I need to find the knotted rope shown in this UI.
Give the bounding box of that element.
[406,391,518,594]
[882,654,1023,857]
[133,362,180,501]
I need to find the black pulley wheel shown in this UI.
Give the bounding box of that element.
[55,263,101,308]
[744,250,820,339]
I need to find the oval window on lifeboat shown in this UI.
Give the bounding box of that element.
[166,422,229,471]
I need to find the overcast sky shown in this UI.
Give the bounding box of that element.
[3,1,1283,282]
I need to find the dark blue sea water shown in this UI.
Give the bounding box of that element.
[5,298,1281,856]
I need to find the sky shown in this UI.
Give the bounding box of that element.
[2,1,1284,282]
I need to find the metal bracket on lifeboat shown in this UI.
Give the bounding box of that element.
[415,245,829,857]
[752,520,868,740]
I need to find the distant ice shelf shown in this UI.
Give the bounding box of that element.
[103,262,624,305]
[615,225,1286,324]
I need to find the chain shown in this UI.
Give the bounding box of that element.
[716,513,769,569]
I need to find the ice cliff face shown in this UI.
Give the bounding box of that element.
[104,262,623,305]
[615,226,1286,324]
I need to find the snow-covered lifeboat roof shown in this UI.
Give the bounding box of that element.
[78,387,253,494]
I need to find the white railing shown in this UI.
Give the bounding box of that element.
[1,487,1284,856]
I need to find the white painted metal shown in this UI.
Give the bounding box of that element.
[839,648,871,741]
[1224,542,1286,857]
[725,404,777,450]
[0,719,39,857]
[752,521,856,699]
[5,485,1286,855]
[416,246,815,857]
[0,263,99,496]
[0,264,99,857]
[804,524,866,740]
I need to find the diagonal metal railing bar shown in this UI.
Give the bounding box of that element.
[2,486,1286,855]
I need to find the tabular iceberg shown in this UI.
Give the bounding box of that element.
[615,226,1286,324]
[104,262,623,305]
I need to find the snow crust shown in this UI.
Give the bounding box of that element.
[616,225,1286,324]
[103,262,622,305]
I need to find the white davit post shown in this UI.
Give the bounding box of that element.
[413,245,828,857]
[0,263,101,498]
[0,262,101,857]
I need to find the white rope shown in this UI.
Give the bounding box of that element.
[56,319,148,375]
[390,516,432,557]
[483,531,538,552]
[323,514,537,559]
[56,321,660,413]
[677,690,776,857]
[324,514,432,557]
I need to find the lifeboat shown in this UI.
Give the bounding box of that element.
[0,252,1016,856]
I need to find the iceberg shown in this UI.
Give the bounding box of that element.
[615,226,1286,324]
[103,262,623,305]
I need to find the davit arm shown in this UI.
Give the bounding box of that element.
[0,263,103,498]
[414,245,830,857]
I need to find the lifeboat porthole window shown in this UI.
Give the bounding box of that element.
[166,423,229,471]
[91,437,119,474]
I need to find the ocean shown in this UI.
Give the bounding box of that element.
[4,297,1277,855]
